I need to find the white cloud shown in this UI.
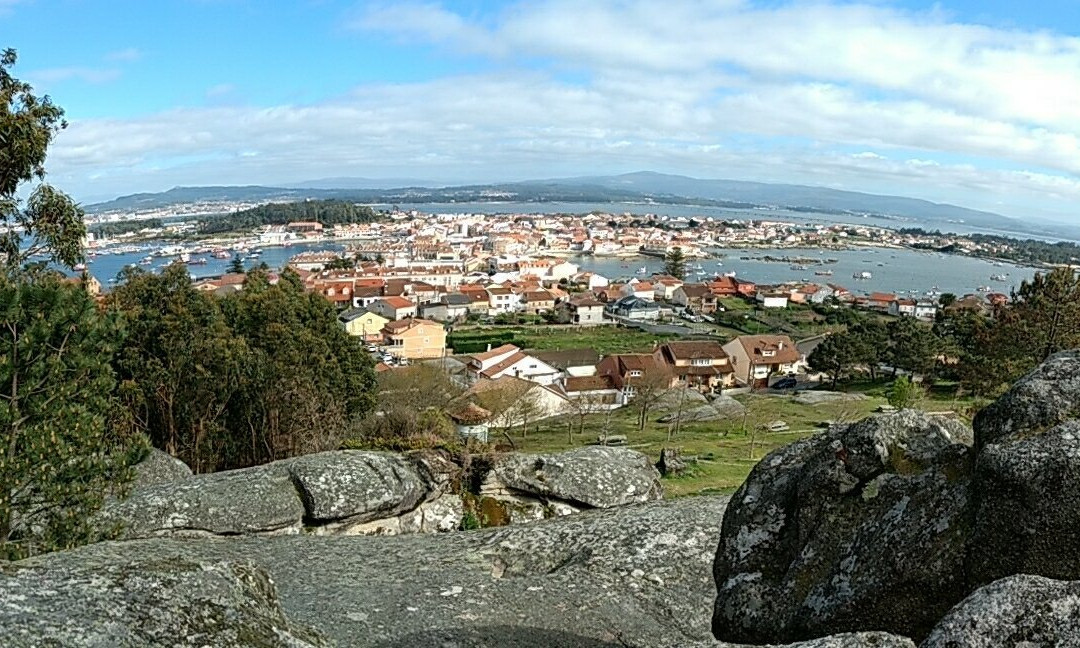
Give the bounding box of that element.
[29,66,122,85]
[104,47,142,63]
[39,0,1080,223]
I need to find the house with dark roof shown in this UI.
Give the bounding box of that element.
[657,340,736,392]
[559,295,606,325]
[532,348,602,377]
[558,374,621,410]
[596,352,673,404]
[606,295,661,320]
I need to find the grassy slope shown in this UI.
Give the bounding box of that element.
[512,386,972,498]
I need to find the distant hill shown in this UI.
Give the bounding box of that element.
[87,171,1028,234]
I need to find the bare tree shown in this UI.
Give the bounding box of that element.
[630,367,673,431]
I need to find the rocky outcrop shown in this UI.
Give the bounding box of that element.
[712,410,975,644]
[923,575,1080,648]
[97,463,307,538]
[490,446,663,509]
[972,349,1080,447]
[132,447,193,488]
[0,558,325,647]
[658,394,746,423]
[33,496,730,647]
[284,451,429,526]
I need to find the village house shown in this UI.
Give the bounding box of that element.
[671,283,719,314]
[465,344,561,385]
[888,298,917,318]
[722,334,802,388]
[657,340,736,392]
[914,301,939,320]
[368,296,418,320]
[620,280,655,301]
[558,375,621,410]
[419,293,472,322]
[560,295,607,325]
[452,376,570,429]
[338,307,389,342]
[865,292,898,311]
[756,291,790,309]
[381,318,447,359]
[486,286,521,314]
[606,295,661,320]
[596,353,672,404]
[521,289,557,315]
[532,348,601,378]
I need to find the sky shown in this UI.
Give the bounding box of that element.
[5,0,1080,222]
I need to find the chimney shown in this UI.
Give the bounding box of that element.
[486,343,492,352]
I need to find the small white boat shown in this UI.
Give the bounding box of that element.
[723,271,737,277]
[73,263,87,272]
[636,266,648,274]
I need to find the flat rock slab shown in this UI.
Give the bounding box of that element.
[0,558,326,647]
[283,450,429,524]
[493,446,663,508]
[32,496,730,648]
[792,391,869,406]
[97,463,306,538]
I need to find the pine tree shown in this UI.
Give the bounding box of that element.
[228,255,245,274]
[0,50,141,559]
[663,246,686,280]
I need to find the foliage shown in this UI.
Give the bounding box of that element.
[807,333,863,388]
[886,376,922,409]
[663,246,686,280]
[89,218,165,238]
[938,293,957,308]
[0,50,86,272]
[0,275,144,559]
[227,255,245,274]
[109,264,378,472]
[201,199,380,235]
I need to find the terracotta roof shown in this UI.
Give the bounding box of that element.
[564,375,617,392]
[868,292,897,303]
[569,296,604,308]
[447,401,491,424]
[735,335,800,365]
[471,344,520,363]
[679,284,714,299]
[381,296,415,309]
[383,318,442,333]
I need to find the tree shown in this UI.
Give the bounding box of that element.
[938,293,957,308]
[886,317,939,378]
[324,256,355,271]
[0,275,143,559]
[663,247,686,280]
[630,367,673,431]
[0,51,141,559]
[887,376,922,409]
[808,333,861,389]
[0,50,86,273]
[228,255,245,274]
[1005,267,1080,364]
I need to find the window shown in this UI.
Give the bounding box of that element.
[761,350,775,357]
[692,358,711,366]
[628,370,643,377]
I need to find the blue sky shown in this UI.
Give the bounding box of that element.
[5,0,1080,222]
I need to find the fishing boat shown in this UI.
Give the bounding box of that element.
[853,271,872,279]
[723,270,737,277]
[212,250,230,259]
[179,252,191,263]
[73,263,87,272]
[187,258,208,266]
[990,273,1008,281]
[636,266,648,274]
[790,264,809,271]
[139,256,153,266]
[814,269,833,276]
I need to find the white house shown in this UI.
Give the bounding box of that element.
[757,292,790,309]
[465,344,561,385]
[486,287,521,314]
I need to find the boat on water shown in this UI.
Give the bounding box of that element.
[815,269,833,276]
[187,258,208,266]
[990,273,1009,281]
[636,266,648,274]
[139,256,153,266]
[179,252,191,263]
[73,263,87,272]
[723,270,737,277]
[212,250,230,260]
[790,264,809,271]
[853,271,872,279]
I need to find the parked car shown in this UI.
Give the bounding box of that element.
[773,377,798,389]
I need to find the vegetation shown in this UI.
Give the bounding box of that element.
[109,264,378,473]
[0,50,144,559]
[201,199,381,235]
[900,227,1080,266]
[89,218,164,237]
[663,246,686,280]
[447,325,675,355]
[887,376,922,409]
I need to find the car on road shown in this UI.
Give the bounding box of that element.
[773,377,798,389]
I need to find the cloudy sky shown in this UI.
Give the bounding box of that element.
[7,0,1080,221]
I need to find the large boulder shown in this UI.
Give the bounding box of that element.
[131,448,193,488]
[283,450,430,526]
[972,349,1080,447]
[491,446,663,508]
[32,496,730,648]
[0,558,325,647]
[922,575,1080,647]
[968,419,1080,585]
[712,410,975,644]
[97,463,306,538]
[658,395,746,423]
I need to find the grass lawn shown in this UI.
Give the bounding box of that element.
[511,390,892,498]
[449,325,676,355]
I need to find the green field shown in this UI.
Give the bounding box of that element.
[449,325,677,355]
[510,387,970,498]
